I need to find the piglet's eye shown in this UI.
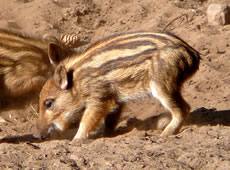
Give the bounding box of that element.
[44,98,55,110]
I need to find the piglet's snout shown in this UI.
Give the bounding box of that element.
[34,123,60,140]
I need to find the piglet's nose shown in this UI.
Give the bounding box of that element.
[33,126,49,140]
[33,131,42,140]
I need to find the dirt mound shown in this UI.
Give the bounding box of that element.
[0,0,230,169]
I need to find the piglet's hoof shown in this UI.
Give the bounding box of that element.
[70,138,93,146]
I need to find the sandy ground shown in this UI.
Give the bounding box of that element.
[0,0,230,169]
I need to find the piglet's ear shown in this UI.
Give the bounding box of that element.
[54,64,68,90]
[48,42,64,67]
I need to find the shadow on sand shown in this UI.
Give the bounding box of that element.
[107,107,230,137]
[1,107,229,143]
[185,107,230,126]
[0,134,40,144]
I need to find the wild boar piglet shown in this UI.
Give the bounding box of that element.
[36,31,200,141]
[0,29,77,109]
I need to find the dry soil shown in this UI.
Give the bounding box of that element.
[0,0,230,169]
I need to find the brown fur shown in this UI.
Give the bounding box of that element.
[36,32,200,141]
[0,29,74,110]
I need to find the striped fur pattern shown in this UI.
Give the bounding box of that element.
[0,29,74,108]
[36,32,200,141]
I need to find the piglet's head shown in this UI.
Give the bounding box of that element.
[34,64,83,140]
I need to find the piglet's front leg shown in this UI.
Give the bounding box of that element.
[72,105,108,141]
